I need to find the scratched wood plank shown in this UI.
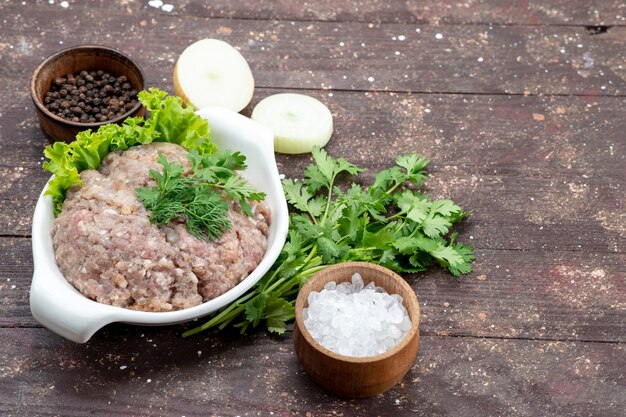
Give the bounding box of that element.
[8,0,626,26]
[0,327,624,417]
[4,234,625,342]
[152,0,626,26]
[2,8,625,96]
[0,238,32,328]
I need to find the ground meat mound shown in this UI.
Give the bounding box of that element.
[52,143,271,312]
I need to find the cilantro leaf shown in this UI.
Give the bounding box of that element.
[422,213,453,238]
[303,163,328,193]
[396,190,430,223]
[361,223,396,250]
[396,153,429,186]
[430,243,474,276]
[290,214,323,241]
[392,235,440,254]
[282,179,316,215]
[305,195,327,218]
[243,294,295,334]
[264,296,295,334]
[309,146,365,188]
[317,236,348,263]
[244,293,267,327]
[430,199,462,217]
[370,166,404,191]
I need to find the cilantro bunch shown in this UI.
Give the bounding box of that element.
[183,147,474,336]
[136,150,266,241]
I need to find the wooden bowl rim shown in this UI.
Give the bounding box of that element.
[30,44,145,129]
[294,261,420,364]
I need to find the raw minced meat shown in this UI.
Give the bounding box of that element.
[52,143,270,312]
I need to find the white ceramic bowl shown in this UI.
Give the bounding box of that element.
[30,107,289,343]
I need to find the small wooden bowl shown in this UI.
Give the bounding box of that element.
[30,45,145,143]
[293,262,420,398]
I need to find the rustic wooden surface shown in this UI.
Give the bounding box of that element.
[1,1,624,416]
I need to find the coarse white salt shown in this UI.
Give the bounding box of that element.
[303,273,412,357]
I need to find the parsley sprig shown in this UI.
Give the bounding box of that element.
[183,146,474,336]
[136,150,266,241]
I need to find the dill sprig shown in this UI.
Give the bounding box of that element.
[136,150,266,241]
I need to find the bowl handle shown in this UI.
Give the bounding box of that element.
[30,267,119,343]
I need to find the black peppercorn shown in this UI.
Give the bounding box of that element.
[44,68,138,123]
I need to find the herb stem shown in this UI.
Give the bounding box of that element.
[182,290,256,337]
[299,245,318,269]
[320,174,336,226]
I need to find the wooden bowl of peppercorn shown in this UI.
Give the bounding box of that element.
[30,45,145,143]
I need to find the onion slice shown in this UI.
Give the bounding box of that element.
[174,39,254,112]
[251,93,333,154]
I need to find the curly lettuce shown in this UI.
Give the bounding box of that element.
[43,88,216,215]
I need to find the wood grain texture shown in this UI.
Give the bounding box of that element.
[2,6,625,96]
[0,328,624,417]
[149,0,626,26]
[7,0,626,26]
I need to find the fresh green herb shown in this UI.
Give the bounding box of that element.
[43,88,215,215]
[136,150,266,241]
[183,146,474,337]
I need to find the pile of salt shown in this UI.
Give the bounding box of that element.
[302,273,412,358]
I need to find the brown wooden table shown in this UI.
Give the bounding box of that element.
[1,1,624,416]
